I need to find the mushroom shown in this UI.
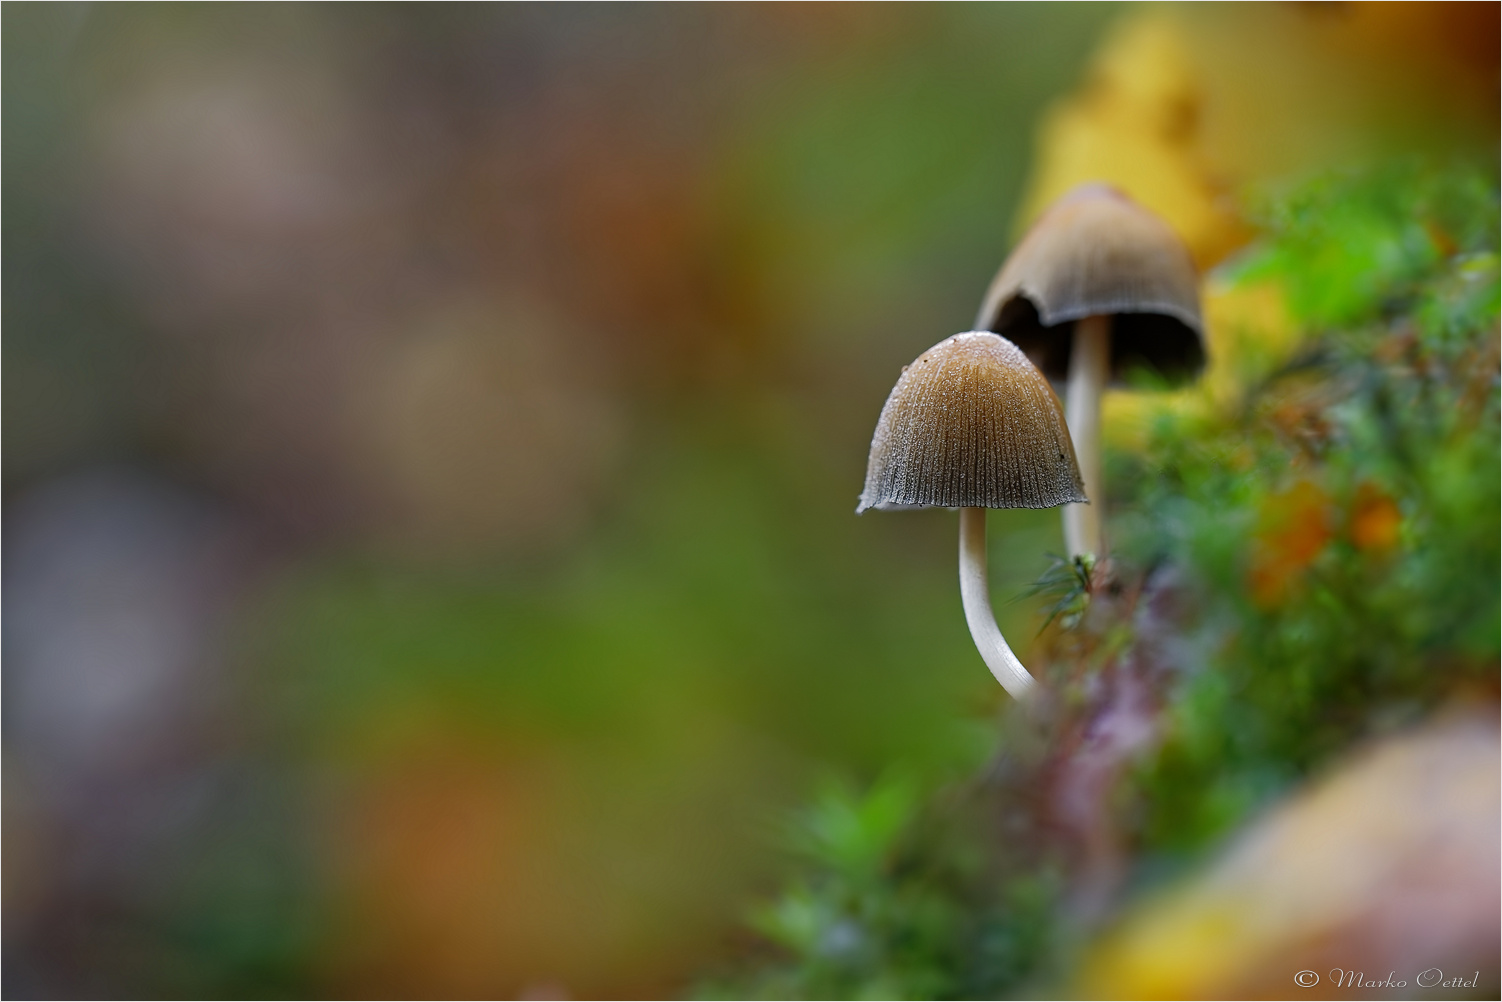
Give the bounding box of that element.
[857,331,1085,700]
[975,184,1203,559]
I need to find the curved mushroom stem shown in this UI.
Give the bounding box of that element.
[1063,314,1110,559]
[959,506,1038,700]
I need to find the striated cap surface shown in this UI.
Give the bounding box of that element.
[976,184,1204,384]
[857,332,1086,513]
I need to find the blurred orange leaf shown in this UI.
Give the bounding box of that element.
[1349,481,1402,551]
[1247,480,1333,607]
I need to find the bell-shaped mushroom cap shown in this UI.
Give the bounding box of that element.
[976,184,1204,385]
[857,332,1086,513]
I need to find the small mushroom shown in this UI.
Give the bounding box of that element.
[975,184,1203,559]
[858,331,1085,699]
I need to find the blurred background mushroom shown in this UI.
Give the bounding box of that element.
[4,3,1497,998]
[976,184,1203,559]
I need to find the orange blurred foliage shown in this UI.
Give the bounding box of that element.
[321,739,570,999]
[1349,482,1403,552]
[1248,480,1334,607]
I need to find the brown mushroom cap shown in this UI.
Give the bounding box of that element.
[976,184,1204,384]
[857,332,1086,513]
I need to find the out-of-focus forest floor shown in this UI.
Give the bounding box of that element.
[703,162,1500,1001]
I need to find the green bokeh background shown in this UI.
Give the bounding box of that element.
[4,5,1115,997]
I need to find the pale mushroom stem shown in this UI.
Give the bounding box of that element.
[1063,314,1110,559]
[959,506,1038,700]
